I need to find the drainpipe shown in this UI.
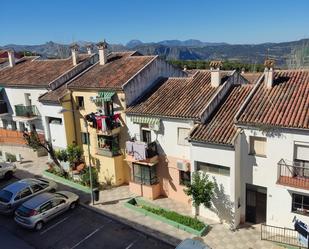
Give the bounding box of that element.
[69,90,78,144]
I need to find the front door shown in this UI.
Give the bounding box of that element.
[246,184,267,224]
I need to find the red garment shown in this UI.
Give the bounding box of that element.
[95,116,103,130]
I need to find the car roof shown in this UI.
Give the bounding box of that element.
[3,178,41,194]
[22,192,55,209]
[4,181,30,194]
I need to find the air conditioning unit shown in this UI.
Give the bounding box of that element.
[177,160,190,171]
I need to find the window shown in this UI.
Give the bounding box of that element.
[97,135,120,155]
[52,199,65,207]
[49,118,62,125]
[15,187,32,200]
[141,126,151,144]
[249,136,267,157]
[196,161,230,176]
[40,201,53,213]
[133,163,158,185]
[31,184,44,193]
[294,144,309,178]
[292,194,309,215]
[178,128,190,146]
[81,132,90,145]
[179,171,191,186]
[103,101,114,116]
[76,96,84,109]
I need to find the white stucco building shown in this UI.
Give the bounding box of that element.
[0,47,96,149]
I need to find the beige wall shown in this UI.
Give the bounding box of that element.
[71,90,130,186]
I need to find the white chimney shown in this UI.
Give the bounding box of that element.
[264,59,275,88]
[7,50,15,67]
[86,44,93,55]
[70,43,79,66]
[97,40,108,65]
[210,60,223,87]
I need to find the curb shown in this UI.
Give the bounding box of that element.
[79,202,179,247]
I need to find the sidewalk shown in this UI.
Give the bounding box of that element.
[6,146,282,249]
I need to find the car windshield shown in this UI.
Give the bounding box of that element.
[0,190,13,203]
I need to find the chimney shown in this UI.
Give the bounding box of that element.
[7,49,15,67]
[264,59,275,88]
[183,65,187,72]
[210,60,223,87]
[86,43,93,55]
[241,67,245,74]
[97,40,108,65]
[70,43,79,66]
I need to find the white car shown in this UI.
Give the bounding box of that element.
[0,160,16,179]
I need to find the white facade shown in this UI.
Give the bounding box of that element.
[239,127,309,229]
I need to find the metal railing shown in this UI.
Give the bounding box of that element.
[278,159,309,189]
[261,224,306,248]
[14,105,39,117]
[126,140,158,160]
[0,101,8,114]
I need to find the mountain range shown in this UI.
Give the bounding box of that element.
[1,39,309,67]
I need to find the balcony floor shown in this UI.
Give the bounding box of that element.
[278,176,309,190]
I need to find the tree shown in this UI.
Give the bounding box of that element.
[23,131,64,173]
[184,171,214,217]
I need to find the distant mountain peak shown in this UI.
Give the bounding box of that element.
[126,40,143,48]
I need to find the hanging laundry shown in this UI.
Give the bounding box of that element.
[126,141,134,155]
[102,118,107,132]
[133,141,147,160]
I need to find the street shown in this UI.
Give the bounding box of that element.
[0,178,174,249]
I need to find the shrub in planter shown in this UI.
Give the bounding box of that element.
[81,167,98,187]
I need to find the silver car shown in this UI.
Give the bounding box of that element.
[14,191,79,230]
[0,160,16,179]
[0,178,57,215]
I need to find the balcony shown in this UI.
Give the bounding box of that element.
[0,101,8,114]
[15,105,39,117]
[96,114,121,135]
[125,141,158,164]
[277,159,309,190]
[96,134,121,157]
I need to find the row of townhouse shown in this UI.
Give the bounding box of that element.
[0,43,308,230]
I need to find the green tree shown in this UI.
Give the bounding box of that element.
[23,131,63,173]
[184,171,214,217]
[81,167,98,187]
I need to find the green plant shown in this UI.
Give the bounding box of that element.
[184,172,214,217]
[140,205,205,231]
[66,144,83,167]
[81,167,98,187]
[55,149,68,162]
[5,152,16,162]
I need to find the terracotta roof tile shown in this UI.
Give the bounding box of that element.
[237,70,309,129]
[39,84,68,104]
[190,84,254,145]
[0,55,90,87]
[126,70,230,119]
[68,52,155,90]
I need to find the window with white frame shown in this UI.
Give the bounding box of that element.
[249,136,267,157]
[196,161,230,176]
[177,128,190,146]
[294,143,309,177]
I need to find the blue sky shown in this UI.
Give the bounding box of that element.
[1,0,309,46]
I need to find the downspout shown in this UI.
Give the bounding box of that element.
[69,90,78,144]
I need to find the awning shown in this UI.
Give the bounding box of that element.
[130,116,160,126]
[98,91,115,102]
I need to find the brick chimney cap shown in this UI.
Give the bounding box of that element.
[96,40,108,49]
[209,60,223,68]
[264,59,275,69]
[70,43,80,51]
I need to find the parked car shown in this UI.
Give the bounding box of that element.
[0,160,16,179]
[14,191,79,230]
[0,178,57,215]
[176,239,212,249]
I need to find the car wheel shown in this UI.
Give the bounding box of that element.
[35,221,44,231]
[70,201,77,210]
[4,171,13,180]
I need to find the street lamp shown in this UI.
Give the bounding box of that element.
[59,108,94,205]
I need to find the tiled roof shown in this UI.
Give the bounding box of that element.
[126,70,230,119]
[0,55,90,87]
[190,84,254,145]
[39,84,68,104]
[237,70,309,129]
[241,72,262,84]
[68,52,155,90]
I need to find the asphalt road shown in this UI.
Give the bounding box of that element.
[0,177,174,249]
